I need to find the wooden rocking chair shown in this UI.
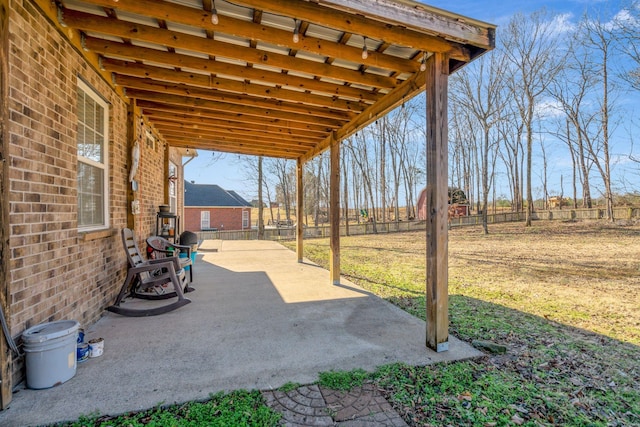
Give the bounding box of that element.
[146,235,195,292]
[107,228,191,317]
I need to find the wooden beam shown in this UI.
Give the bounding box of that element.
[140,103,332,134]
[425,52,449,352]
[329,133,340,285]
[166,137,301,159]
[0,0,12,409]
[126,90,347,128]
[142,111,327,139]
[88,39,381,103]
[151,120,322,145]
[115,75,358,120]
[296,158,304,262]
[321,0,496,49]
[103,59,371,112]
[155,126,316,149]
[232,0,473,60]
[61,8,399,89]
[77,0,420,74]
[158,135,311,155]
[158,130,311,152]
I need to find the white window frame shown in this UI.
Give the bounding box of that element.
[242,210,249,229]
[77,80,109,231]
[201,211,210,230]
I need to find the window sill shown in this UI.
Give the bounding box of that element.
[80,228,117,241]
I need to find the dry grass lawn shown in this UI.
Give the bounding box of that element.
[288,219,640,425]
[300,219,640,345]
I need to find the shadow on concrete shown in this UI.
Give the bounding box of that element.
[0,240,481,427]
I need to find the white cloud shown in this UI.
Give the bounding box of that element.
[535,98,565,119]
[548,12,577,34]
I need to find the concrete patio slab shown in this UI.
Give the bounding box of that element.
[0,240,482,427]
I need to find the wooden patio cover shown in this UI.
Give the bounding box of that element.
[34,0,495,352]
[44,0,495,160]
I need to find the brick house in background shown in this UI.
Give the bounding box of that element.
[184,181,252,231]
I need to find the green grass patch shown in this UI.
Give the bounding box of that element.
[56,390,281,427]
[317,369,370,390]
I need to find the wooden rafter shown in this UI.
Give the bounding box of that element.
[125,89,348,128]
[166,136,305,159]
[153,124,319,148]
[138,101,334,134]
[61,8,399,89]
[142,112,328,139]
[115,75,359,120]
[104,59,371,112]
[88,38,380,102]
[75,0,420,74]
[231,0,474,59]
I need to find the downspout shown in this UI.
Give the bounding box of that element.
[182,148,197,167]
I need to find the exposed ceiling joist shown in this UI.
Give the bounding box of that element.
[116,75,359,120]
[103,59,370,112]
[47,0,495,160]
[76,0,421,74]
[62,8,399,89]
[87,38,381,102]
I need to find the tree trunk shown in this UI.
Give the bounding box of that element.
[257,156,264,239]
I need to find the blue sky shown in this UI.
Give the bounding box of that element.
[184,0,639,200]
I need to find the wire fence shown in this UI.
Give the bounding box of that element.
[196,206,640,242]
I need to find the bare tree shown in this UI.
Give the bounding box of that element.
[451,50,508,233]
[257,156,264,239]
[341,142,350,235]
[616,2,640,90]
[503,10,563,226]
[580,15,618,220]
[347,133,378,233]
[546,32,597,209]
[268,158,294,223]
[496,106,525,212]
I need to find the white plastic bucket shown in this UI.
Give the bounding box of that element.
[22,320,79,389]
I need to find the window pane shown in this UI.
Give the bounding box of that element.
[77,87,104,163]
[77,162,104,227]
[85,97,95,130]
[77,82,108,230]
[201,211,210,229]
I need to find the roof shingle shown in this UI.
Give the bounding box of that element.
[184,181,252,207]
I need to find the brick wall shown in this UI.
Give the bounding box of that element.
[184,207,252,231]
[6,0,181,384]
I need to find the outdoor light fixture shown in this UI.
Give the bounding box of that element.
[362,38,368,60]
[211,0,219,25]
[293,19,300,43]
[420,52,427,71]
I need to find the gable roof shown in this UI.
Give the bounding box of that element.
[184,181,252,207]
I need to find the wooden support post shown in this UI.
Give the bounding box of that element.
[329,134,341,285]
[425,52,449,352]
[0,0,13,408]
[296,158,304,262]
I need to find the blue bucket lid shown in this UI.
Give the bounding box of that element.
[22,320,79,344]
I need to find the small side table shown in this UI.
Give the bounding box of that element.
[156,212,180,243]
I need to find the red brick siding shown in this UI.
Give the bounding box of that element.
[184,207,252,231]
[6,0,184,383]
